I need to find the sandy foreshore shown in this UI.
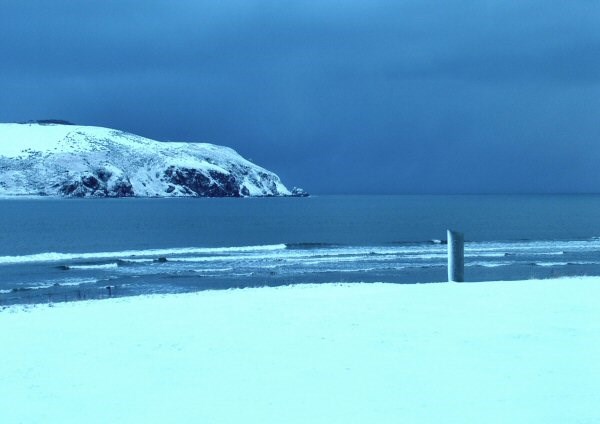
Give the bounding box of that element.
[1,278,599,423]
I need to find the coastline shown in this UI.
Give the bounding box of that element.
[2,277,599,423]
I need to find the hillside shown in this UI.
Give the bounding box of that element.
[0,123,297,197]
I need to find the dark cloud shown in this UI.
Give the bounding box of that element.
[1,0,599,193]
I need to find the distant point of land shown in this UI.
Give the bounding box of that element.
[19,119,76,125]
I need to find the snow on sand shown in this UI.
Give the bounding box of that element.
[1,278,599,423]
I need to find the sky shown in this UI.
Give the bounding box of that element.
[1,0,599,194]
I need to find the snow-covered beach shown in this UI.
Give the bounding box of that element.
[1,278,598,423]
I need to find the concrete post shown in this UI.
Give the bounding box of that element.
[447,230,464,282]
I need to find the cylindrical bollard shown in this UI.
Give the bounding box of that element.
[447,230,464,282]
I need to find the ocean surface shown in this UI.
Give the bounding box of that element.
[1,195,600,305]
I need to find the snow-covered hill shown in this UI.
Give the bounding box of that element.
[0,123,297,197]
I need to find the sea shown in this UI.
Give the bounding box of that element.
[1,195,600,305]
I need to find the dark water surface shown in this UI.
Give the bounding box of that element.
[2,195,600,304]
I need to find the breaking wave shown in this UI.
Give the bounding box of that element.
[2,238,600,303]
[0,244,288,265]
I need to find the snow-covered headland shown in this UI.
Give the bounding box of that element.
[1,278,598,423]
[0,122,304,197]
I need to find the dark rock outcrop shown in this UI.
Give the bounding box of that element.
[164,167,241,197]
[291,187,310,197]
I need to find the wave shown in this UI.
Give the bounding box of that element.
[65,263,119,271]
[468,239,600,253]
[0,244,288,265]
[196,267,235,273]
[117,258,156,265]
[2,239,600,276]
[312,267,388,274]
[533,261,600,267]
[0,278,98,294]
[388,239,448,246]
[285,243,338,250]
[466,252,509,258]
[467,262,512,268]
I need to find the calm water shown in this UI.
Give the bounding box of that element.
[1,195,600,304]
